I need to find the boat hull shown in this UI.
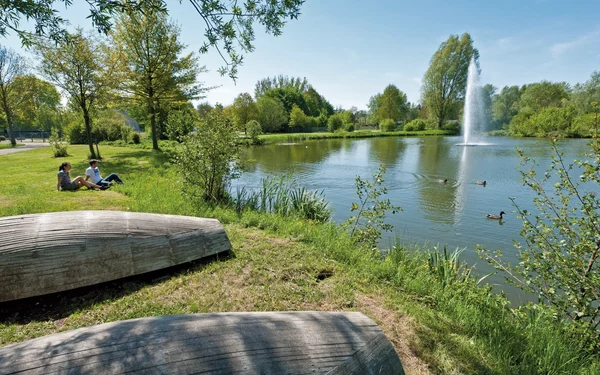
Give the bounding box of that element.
[0,211,231,302]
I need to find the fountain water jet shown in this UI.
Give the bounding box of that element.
[462,56,480,146]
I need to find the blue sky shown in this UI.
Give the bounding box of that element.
[2,0,599,110]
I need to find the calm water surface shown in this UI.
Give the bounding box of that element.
[236,136,592,301]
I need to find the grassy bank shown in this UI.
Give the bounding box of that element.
[0,142,25,150]
[0,145,598,375]
[259,129,455,144]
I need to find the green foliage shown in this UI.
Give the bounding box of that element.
[379,118,396,132]
[254,75,310,98]
[422,33,479,128]
[174,109,240,204]
[95,110,132,142]
[442,119,460,133]
[166,109,196,142]
[344,122,355,132]
[479,135,600,349]
[257,96,287,132]
[510,107,575,137]
[231,175,331,222]
[492,85,521,129]
[0,46,27,146]
[305,116,319,129]
[518,81,570,112]
[344,165,401,249]
[3,1,303,81]
[375,84,408,123]
[404,118,427,131]
[232,92,258,132]
[0,136,5,141]
[112,7,206,150]
[263,86,309,117]
[132,133,141,144]
[327,113,343,132]
[427,246,473,289]
[49,126,68,157]
[288,104,308,129]
[246,120,262,144]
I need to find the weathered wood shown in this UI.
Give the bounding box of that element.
[0,312,404,375]
[0,211,231,303]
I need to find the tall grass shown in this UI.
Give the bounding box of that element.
[231,175,331,222]
[259,129,455,144]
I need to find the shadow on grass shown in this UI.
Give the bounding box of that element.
[0,250,235,325]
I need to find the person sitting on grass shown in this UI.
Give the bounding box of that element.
[57,162,107,191]
[85,159,123,187]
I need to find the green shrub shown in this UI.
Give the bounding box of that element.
[49,127,68,157]
[404,118,427,131]
[246,120,262,144]
[442,120,460,133]
[166,109,196,142]
[305,116,319,129]
[132,133,141,144]
[327,114,343,132]
[95,111,132,142]
[0,136,5,141]
[379,118,396,132]
[344,122,355,132]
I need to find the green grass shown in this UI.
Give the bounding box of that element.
[1,145,599,375]
[0,142,25,150]
[258,129,455,144]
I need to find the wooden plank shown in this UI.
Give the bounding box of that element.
[0,312,404,375]
[0,211,231,302]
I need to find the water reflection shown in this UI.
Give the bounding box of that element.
[368,137,407,166]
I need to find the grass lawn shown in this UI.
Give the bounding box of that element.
[0,142,25,150]
[0,145,598,375]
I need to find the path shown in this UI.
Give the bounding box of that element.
[0,142,50,156]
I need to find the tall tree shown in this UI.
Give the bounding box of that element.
[231,93,258,134]
[36,29,113,158]
[421,33,479,128]
[112,5,206,150]
[375,84,408,124]
[367,93,382,124]
[257,96,287,132]
[518,81,570,112]
[254,75,310,98]
[492,85,521,129]
[571,71,600,114]
[0,46,26,145]
[11,75,61,133]
[1,1,303,80]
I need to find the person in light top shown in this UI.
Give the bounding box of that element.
[85,159,123,187]
[57,162,106,191]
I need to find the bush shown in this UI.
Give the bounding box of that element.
[344,122,355,132]
[246,120,262,144]
[49,127,68,157]
[327,114,343,132]
[166,109,196,142]
[174,109,240,204]
[379,118,396,132]
[305,116,319,129]
[132,133,141,144]
[442,120,460,133]
[94,111,132,142]
[0,136,5,141]
[404,118,427,131]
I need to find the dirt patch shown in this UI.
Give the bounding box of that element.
[0,196,13,207]
[356,294,432,375]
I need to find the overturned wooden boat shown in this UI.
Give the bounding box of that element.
[0,211,231,303]
[0,312,404,374]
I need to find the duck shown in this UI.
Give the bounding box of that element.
[476,180,487,186]
[486,211,505,220]
[438,178,448,183]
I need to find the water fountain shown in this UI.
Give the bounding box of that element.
[460,56,488,146]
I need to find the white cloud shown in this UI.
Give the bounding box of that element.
[551,29,600,58]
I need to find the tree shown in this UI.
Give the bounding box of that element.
[112,5,206,150]
[367,93,382,124]
[174,108,240,204]
[11,75,61,135]
[492,85,521,129]
[571,71,600,115]
[1,0,303,80]
[375,84,408,124]
[254,75,310,99]
[481,83,496,130]
[303,86,334,117]
[422,33,479,128]
[257,96,287,132]
[263,87,309,117]
[518,81,570,112]
[36,29,113,158]
[0,46,26,145]
[232,93,258,134]
[289,104,308,129]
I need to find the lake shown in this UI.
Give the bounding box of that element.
[235,136,592,302]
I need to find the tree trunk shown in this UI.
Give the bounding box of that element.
[150,102,159,150]
[0,94,16,146]
[83,109,96,158]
